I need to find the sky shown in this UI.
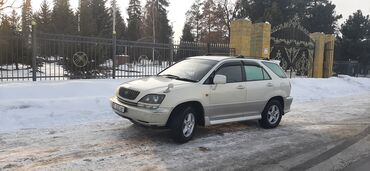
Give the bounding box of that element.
[2,0,370,41]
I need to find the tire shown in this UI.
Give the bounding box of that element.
[259,100,283,129]
[169,106,197,143]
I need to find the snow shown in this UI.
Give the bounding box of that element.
[291,75,370,102]
[0,76,370,132]
[1,61,169,80]
[0,79,132,132]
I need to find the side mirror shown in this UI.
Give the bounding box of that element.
[213,74,227,84]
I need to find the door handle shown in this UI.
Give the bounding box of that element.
[267,83,273,87]
[236,85,245,89]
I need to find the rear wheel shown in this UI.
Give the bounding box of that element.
[259,100,283,129]
[169,106,197,143]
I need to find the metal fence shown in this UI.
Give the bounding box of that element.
[0,30,235,82]
[334,61,370,77]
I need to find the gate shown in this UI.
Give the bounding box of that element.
[270,16,315,77]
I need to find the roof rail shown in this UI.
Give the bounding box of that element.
[233,55,272,61]
[204,53,232,56]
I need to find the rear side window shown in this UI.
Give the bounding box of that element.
[216,65,243,83]
[244,65,271,81]
[262,62,287,78]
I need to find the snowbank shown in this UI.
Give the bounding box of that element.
[291,75,370,102]
[1,76,370,132]
[0,79,132,132]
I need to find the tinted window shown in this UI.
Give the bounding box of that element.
[245,66,264,81]
[263,69,271,80]
[262,62,287,78]
[216,65,243,83]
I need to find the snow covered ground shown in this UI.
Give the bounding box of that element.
[1,76,370,170]
[0,75,370,132]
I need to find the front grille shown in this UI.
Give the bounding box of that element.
[118,87,140,100]
[118,97,137,106]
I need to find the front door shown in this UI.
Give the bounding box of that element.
[205,62,247,120]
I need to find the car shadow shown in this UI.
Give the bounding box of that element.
[116,120,262,144]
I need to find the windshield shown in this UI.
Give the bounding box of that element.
[158,59,218,82]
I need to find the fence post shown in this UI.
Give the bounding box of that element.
[31,21,37,81]
[207,43,210,54]
[112,32,117,79]
[170,40,174,64]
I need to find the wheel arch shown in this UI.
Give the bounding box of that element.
[166,101,205,127]
[267,96,285,112]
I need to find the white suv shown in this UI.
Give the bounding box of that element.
[110,56,293,143]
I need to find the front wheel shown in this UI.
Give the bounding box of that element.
[259,100,283,129]
[169,106,197,143]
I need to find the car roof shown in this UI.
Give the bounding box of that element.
[187,56,270,63]
[188,56,232,61]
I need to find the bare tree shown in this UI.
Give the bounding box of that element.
[0,0,17,11]
[216,0,237,41]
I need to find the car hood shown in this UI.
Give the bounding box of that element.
[120,76,192,92]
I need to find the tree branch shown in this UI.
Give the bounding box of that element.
[0,0,19,11]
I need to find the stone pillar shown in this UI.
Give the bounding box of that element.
[230,19,253,57]
[230,19,271,58]
[251,23,271,59]
[310,32,326,78]
[324,35,335,78]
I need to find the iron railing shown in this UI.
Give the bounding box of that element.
[0,30,235,82]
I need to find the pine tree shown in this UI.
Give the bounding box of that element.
[143,0,172,44]
[34,0,52,33]
[0,13,28,68]
[51,0,76,34]
[302,0,342,34]
[0,15,13,37]
[90,0,110,37]
[180,23,194,42]
[9,10,23,69]
[109,0,127,39]
[177,23,195,60]
[339,10,370,63]
[0,15,13,65]
[234,0,297,26]
[127,0,142,41]
[115,10,127,40]
[21,0,32,43]
[234,0,341,32]
[79,0,97,36]
[9,9,20,31]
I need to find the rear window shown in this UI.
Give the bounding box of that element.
[262,62,287,78]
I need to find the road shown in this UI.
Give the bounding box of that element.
[1,93,370,171]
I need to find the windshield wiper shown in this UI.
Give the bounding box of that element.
[160,74,179,79]
[160,74,197,83]
[176,77,197,83]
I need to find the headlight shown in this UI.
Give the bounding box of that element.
[138,94,165,104]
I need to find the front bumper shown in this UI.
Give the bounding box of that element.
[284,96,293,114]
[110,97,172,126]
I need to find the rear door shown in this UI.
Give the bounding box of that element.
[243,62,275,115]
